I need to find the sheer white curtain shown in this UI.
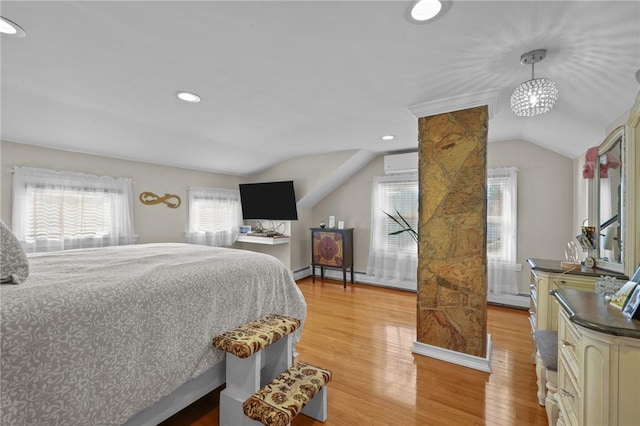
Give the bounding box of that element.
[186,187,242,247]
[487,167,518,295]
[12,166,136,253]
[366,174,418,285]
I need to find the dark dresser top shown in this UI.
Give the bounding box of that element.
[551,288,640,339]
[527,258,628,280]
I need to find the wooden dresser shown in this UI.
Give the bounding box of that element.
[310,228,354,288]
[552,289,640,426]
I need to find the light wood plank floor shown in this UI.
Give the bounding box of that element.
[161,277,548,426]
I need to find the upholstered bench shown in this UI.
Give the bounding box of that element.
[533,330,559,426]
[213,314,301,358]
[214,314,330,426]
[243,361,332,426]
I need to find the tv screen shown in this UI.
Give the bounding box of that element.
[239,181,298,221]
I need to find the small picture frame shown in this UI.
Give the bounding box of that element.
[630,265,640,283]
[328,216,335,228]
[338,220,344,230]
[239,225,251,235]
[610,281,638,310]
[622,285,640,319]
[576,234,592,251]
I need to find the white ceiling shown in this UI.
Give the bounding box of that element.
[1,1,639,176]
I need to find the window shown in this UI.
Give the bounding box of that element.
[487,167,518,296]
[187,187,242,247]
[367,174,418,285]
[12,167,135,252]
[366,168,518,293]
[487,168,517,263]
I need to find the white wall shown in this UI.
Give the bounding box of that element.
[1,139,576,295]
[248,149,363,272]
[0,141,365,272]
[312,156,382,273]
[308,140,574,295]
[488,140,574,294]
[1,141,243,244]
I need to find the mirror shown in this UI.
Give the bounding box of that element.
[587,90,639,278]
[597,135,622,265]
[589,126,625,274]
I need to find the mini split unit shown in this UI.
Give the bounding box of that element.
[383,152,418,174]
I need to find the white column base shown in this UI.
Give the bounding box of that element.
[412,334,492,373]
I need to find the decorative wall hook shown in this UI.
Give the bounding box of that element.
[139,191,181,209]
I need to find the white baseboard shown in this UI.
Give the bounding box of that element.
[295,266,529,309]
[292,266,312,281]
[412,334,492,373]
[294,265,417,291]
[487,293,530,309]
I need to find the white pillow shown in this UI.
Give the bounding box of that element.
[0,220,29,284]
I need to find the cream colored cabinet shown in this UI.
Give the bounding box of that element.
[529,261,599,333]
[554,289,640,426]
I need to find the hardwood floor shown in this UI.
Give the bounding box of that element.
[160,277,548,426]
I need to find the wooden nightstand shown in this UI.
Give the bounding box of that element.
[310,228,354,288]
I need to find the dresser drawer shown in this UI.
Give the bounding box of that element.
[558,309,580,378]
[558,354,581,426]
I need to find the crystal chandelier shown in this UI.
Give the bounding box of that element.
[510,49,558,117]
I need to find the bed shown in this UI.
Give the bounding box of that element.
[0,242,307,426]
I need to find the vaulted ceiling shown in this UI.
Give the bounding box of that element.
[1,1,639,176]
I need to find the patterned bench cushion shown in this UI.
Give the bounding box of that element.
[533,330,558,372]
[212,314,301,359]
[243,361,332,426]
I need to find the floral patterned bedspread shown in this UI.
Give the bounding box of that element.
[0,243,306,425]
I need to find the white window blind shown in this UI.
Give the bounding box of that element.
[487,167,519,295]
[367,174,418,285]
[12,167,136,252]
[187,187,242,247]
[487,167,517,262]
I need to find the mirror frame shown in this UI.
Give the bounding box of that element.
[589,91,639,277]
[589,127,625,273]
[628,91,640,277]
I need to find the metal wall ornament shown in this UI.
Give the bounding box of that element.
[139,191,181,208]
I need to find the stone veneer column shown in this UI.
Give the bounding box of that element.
[416,106,488,358]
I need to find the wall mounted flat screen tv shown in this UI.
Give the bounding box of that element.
[239,180,298,221]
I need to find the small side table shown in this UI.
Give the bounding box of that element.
[310,228,354,288]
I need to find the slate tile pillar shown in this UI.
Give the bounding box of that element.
[416,106,488,358]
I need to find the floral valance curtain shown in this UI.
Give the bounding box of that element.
[12,166,136,252]
[186,187,242,247]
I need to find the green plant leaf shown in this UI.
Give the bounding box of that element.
[382,209,418,243]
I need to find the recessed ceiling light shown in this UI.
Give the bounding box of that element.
[176,91,201,103]
[381,135,395,141]
[407,0,450,24]
[0,16,26,38]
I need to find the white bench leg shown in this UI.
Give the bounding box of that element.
[262,335,293,386]
[301,385,328,422]
[535,351,547,406]
[220,352,263,426]
[545,369,559,426]
[220,334,295,426]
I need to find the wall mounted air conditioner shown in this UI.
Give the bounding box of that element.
[384,152,418,174]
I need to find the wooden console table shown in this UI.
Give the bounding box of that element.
[310,228,354,288]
